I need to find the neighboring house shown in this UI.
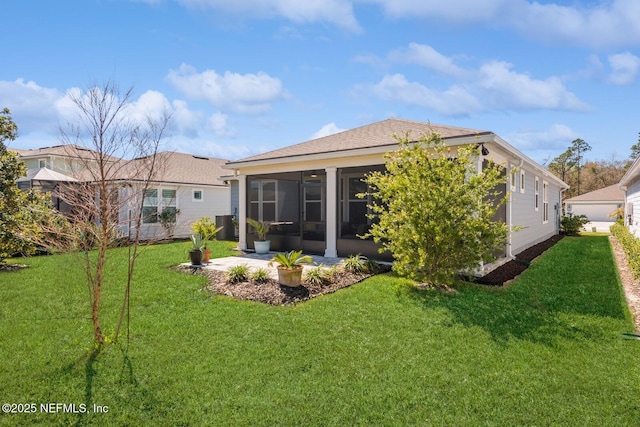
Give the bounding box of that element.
[14,146,232,241]
[619,158,640,235]
[224,118,568,264]
[563,184,624,232]
[13,145,118,215]
[117,151,232,240]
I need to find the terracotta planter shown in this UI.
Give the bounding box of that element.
[254,240,271,254]
[203,248,212,263]
[277,266,304,287]
[189,249,203,266]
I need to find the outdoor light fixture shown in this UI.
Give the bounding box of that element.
[476,143,489,156]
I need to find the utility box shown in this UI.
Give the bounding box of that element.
[216,215,236,241]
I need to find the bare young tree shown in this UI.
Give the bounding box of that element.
[51,80,171,347]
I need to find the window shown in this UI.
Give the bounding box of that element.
[534,177,539,211]
[520,170,525,193]
[193,189,203,202]
[303,178,324,222]
[38,158,47,168]
[542,181,549,223]
[510,166,517,191]
[142,188,177,224]
[142,189,158,223]
[249,180,277,222]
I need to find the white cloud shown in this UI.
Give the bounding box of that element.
[607,52,640,85]
[368,0,640,49]
[0,78,65,135]
[477,61,590,112]
[360,45,589,115]
[176,0,361,32]
[362,74,482,116]
[310,122,346,139]
[208,112,236,137]
[166,64,286,114]
[388,43,466,77]
[508,124,579,152]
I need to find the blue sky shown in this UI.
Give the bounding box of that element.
[2,0,639,164]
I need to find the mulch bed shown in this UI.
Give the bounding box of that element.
[183,266,390,306]
[471,234,564,286]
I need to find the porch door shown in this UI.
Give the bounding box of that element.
[302,172,326,254]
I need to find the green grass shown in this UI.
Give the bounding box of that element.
[0,236,638,426]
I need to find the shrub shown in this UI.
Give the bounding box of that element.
[304,265,333,286]
[363,132,509,285]
[611,223,640,277]
[561,214,590,235]
[227,264,249,284]
[251,267,271,284]
[341,254,369,273]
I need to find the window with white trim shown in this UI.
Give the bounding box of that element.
[193,189,203,202]
[510,166,517,191]
[534,177,539,211]
[142,188,177,224]
[249,180,277,222]
[520,169,525,193]
[38,158,47,168]
[542,181,549,223]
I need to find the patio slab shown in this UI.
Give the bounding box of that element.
[189,252,345,279]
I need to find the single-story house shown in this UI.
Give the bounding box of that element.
[619,157,640,235]
[563,184,624,231]
[224,118,568,265]
[14,146,232,241]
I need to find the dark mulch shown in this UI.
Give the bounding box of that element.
[180,265,391,306]
[0,263,28,272]
[471,234,564,286]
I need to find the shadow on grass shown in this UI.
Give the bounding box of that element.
[400,235,630,346]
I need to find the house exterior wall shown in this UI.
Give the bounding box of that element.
[508,167,562,255]
[122,184,230,241]
[625,178,640,236]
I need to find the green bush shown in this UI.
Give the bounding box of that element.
[304,265,333,286]
[341,254,369,273]
[227,264,250,284]
[251,267,271,284]
[560,214,590,234]
[610,223,640,277]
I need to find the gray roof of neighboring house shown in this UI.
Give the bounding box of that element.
[12,144,120,162]
[564,184,625,203]
[119,151,229,186]
[227,118,491,165]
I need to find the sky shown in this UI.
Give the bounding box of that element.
[1,0,639,165]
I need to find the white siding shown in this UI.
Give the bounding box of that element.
[509,166,562,255]
[568,202,620,222]
[626,178,640,236]
[123,184,231,241]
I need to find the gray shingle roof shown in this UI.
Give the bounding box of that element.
[564,184,625,202]
[227,118,491,165]
[121,151,229,186]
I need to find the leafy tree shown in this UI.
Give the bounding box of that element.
[630,132,640,162]
[363,132,509,285]
[570,138,591,195]
[0,108,65,263]
[547,148,575,184]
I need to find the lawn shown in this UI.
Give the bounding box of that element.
[0,236,638,426]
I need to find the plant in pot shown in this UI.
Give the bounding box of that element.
[189,233,204,266]
[191,217,223,263]
[246,218,271,254]
[268,250,313,287]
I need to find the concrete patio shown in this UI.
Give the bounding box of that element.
[191,252,346,279]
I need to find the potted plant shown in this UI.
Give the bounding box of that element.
[268,250,313,287]
[247,218,271,254]
[189,233,204,266]
[191,217,223,263]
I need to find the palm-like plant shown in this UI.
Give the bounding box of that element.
[268,250,313,270]
[246,218,271,241]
